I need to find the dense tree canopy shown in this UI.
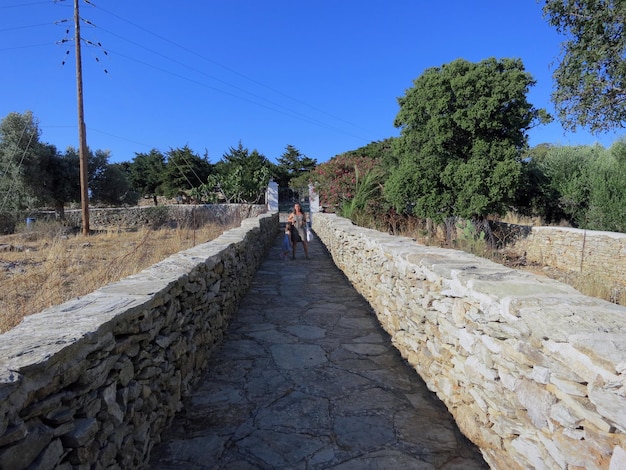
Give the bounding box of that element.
[0,111,42,211]
[90,163,138,206]
[273,145,316,190]
[160,146,212,198]
[39,146,81,216]
[586,141,626,231]
[129,149,167,204]
[341,138,397,169]
[544,0,626,132]
[531,142,626,231]
[202,142,272,204]
[386,57,551,222]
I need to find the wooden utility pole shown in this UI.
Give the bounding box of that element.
[74,0,90,235]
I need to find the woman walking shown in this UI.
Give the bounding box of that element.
[287,203,310,260]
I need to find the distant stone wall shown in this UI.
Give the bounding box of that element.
[312,213,626,470]
[513,226,626,287]
[0,212,279,469]
[32,204,266,231]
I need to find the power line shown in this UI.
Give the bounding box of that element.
[0,43,55,52]
[83,18,370,141]
[3,2,379,160]
[0,23,52,32]
[20,5,371,147]
[94,4,374,136]
[104,46,367,141]
[0,2,51,8]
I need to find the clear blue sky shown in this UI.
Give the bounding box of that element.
[1,0,624,165]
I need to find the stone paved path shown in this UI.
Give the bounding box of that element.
[149,228,487,469]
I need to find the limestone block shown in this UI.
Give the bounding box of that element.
[547,383,613,433]
[530,366,551,384]
[550,401,583,428]
[454,403,502,451]
[549,376,588,397]
[458,328,477,354]
[584,427,626,467]
[588,385,626,432]
[490,412,529,438]
[514,379,557,429]
[497,369,518,392]
[545,340,621,386]
[611,446,626,470]
[553,428,611,468]
[570,333,626,375]
[465,355,498,383]
[511,436,556,469]
[538,431,569,468]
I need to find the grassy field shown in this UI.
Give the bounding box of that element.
[0,220,237,334]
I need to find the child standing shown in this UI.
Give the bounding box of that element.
[281,223,293,260]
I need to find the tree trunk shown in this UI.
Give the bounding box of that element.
[54,201,66,220]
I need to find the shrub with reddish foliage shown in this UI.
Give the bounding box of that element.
[309,155,380,209]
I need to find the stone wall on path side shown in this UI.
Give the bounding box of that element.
[312,213,626,470]
[512,225,626,290]
[0,212,279,469]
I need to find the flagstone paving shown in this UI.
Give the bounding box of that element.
[149,228,487,469]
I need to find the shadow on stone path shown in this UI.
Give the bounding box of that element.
[149,227,488,469]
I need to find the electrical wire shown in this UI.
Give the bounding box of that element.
[0,2,51,8]
[104,47,366,140]
[0,23,52,32]
[94,4,375,136]
[1,1,378,162]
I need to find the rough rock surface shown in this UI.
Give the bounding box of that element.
[313,213,626,470]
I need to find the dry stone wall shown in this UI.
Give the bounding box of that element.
[0,212,278,469]
[514,226,626,288]
[32,204,266,231]
[312,213,626,470]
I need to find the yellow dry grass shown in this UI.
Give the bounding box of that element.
[0,221,237,334]
[395,216,626,307]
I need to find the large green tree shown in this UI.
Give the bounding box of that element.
[63,147,124,205]
[514,144,564,222]
[0,111,42,211]
[341,138,398,169]
[46,148,81,217]
[586,141,626,231]
[273,144,317,194]
[544,0,626,132]
[129,149,167,205]
[0,112,85,215]
[161,146,213,198]
[536,142,626,231]
[90,163,138,206]
[386,57,551,222]
[206,142,272,204]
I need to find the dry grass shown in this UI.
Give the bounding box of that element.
[390,216,626,307]
[0,220,237,334]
